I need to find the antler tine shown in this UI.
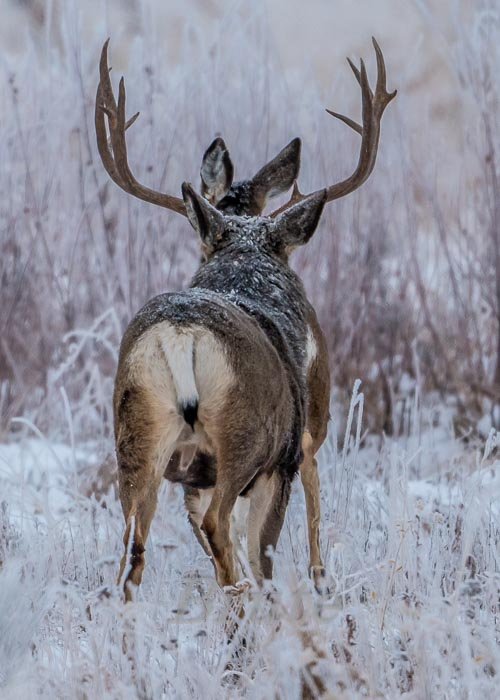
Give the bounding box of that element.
[347,56,374,100]
[95,40,186,216]
[271,39,396,217]
[99,39,117,113]
[95,41,130,191]
[325,109,362,135]
[111,77,135,190]
[373,37,387,95]
[372,36,398,112]
[125,111,140,131]
[346,57,361,85]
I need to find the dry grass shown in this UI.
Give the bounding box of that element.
[1,394,499,697]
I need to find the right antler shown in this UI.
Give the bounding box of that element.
[271,37,396,217]
[95,39,186,216]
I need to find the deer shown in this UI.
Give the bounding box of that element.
[95,38,396,601]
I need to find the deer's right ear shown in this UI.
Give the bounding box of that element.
[274,189,327,249]
[251,137,301,209]
[182,182,225,245]
[200,137,234,205]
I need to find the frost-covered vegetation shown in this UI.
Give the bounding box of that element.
[1,398,499,697]
[0,0,499,697]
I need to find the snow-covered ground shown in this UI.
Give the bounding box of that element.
[1,395,499,698]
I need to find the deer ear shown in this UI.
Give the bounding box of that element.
[182,182,225,245]
[200,137,234,205]
[251,138,301,209]
[274,189,327,248]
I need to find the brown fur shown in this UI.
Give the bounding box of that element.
[197,140,332,587]
[114,302,298,597]
[112,198,331,599]
[302,308,330,586]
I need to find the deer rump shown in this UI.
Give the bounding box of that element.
[114,291,304,498]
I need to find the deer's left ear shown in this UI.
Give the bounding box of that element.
[273,189,327,248]
[251,137,301,210]
[182,182,225,246]
[200,137,234,205]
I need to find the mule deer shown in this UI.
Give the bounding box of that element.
[95,38,395,600]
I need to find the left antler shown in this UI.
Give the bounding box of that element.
[272,37,396,217]
[95,39,186,216]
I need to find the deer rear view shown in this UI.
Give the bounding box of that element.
[95,39,395,600]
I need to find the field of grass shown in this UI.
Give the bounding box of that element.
[1,1,499,697]
[1,392,499,697]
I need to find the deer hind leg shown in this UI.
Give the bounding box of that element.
[201,457,255,588]
[117,479,160,602]
[299,430,325,589]
[183,485,214,558]
[247,470,292,582]
[202,487,240,588]
[115,386,181,601]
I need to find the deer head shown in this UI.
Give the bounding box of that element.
[182,181,327,262]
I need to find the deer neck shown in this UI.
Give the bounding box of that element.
[190,247,311,375]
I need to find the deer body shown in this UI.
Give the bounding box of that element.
[95,38,395,599]
[115,192,328,595]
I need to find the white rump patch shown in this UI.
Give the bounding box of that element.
[123,322,235,479]
[159,328,198,407]
[126,322,233,415]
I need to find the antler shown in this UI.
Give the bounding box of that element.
[271,37,396,217]
[95,39,186,216]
